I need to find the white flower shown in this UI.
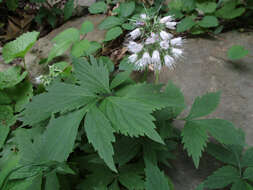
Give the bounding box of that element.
[152,50,162,71]
[142,52,152,65]
[35,75,43,84]
[140,13,147,20]
[160,41,170,50]
[128,54,138,63]
[160,15,174,24]
[145,33,159,45]
[128,28,142,40]
[127,41,143,53]
[135,58,146,70]
[165,22,177,30]
[172,48,183,58]
[171,37,183,47]
[160,31,173,40]
[164,55,175,69]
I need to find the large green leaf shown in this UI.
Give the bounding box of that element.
[193,119,242,145]
[144,159,171,190]
[71,40,90,58]
[80,21,94,35]
[198,16,219,28]
[18,109,85,164]
[119,1,135,17]
[19,82,96,126]
[45,172,60,190]
[242,148,253,167]
[0,66,27,90]
[196,2,217,13]
[176,17,195,32]
[73,59,110,93]
[88,2,107,14]
[186,92,220,120]
[227,45,249,60]
[243,167,253,182]
[104,27,123,42]
[231,180,248,190]
[216,0,245,19]
[100,96,163,144]
[99,16,124,30]
[3,31,39,63]
[85,106,116,172]
[0,106,16,149]
[63,0,74,20]
[110,70,132,89]
[181,121,208,168]
[204,166,240,189]
[118,171,145,190]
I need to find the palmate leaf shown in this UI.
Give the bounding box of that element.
[182,121,208,168]
[118,171,145,190]
[100,96,163,144]
[19,82,96,126]
[18,109,85,164]
[231,180,248,190]
[85,106,116,172]
[204,166,240,189]
[73,59,110,93]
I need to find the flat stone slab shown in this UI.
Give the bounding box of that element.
[157,31,253,190]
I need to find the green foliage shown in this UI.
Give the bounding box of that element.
[89,1,108,14]
[2,32,39,63]
[80,21,94,35]
[227,45,250,60]
[104,27,123,42]
[63,0,75,21]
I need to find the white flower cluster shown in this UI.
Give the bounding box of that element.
[125,15,184,72]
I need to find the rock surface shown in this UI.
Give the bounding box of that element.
[156,31,253,190]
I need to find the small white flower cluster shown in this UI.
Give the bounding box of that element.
[125,15,184,72]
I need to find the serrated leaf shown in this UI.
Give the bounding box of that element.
[192,119,241,145]
[116,83,184,111]
[104,27,123,42]
[71,39,90,57]
[119,1,135,17]
[176,17,195,33]
[231,180,248,190]
[100,96,163,144]
[19,109,85,164]
[109,180,120,190]
[63,0,74,20]
[89,2,107,14]
[182,121,208,168]
[19,82,96,126]
[99,16,124,30]
[186,92,220,120]
[0,66,27,89]
[204,166,240,189]
[73,59,110,93]
[85,106,116,172]
[243,167,253,182]
[227,45,249,60]
[7,176,39,190]
[242,148,253,167]
[3,31,39,63]
[216,1,245,19]
[144,159,171,190]
[198,16,219,28]
[80,21,94,35]
[206,143,238,166]
[118,171,145,190]
[110,70,132,89]
[196,2,217,13]
[0,106,16,149]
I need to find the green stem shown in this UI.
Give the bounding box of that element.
[142,67,148,82]
[155,70,159,84]
[23,58,27,70]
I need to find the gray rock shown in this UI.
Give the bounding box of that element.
[75,0,96,7]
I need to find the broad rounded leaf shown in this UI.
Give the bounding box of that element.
[99,16,124,30]
[0,66,27,90]
[227,45,249,60]
[80,21,94,35]
[196,2,217,13]
[176,17,195,33]
[89,2,107,14]
[104,27,123,42]
[71,40,90,57]
[119,1,135,17]
[3,31,39,63]
[198,16,219,28]
[63,0,74,20]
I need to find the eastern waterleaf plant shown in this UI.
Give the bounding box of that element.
[18,56,185,173]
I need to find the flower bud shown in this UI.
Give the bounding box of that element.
[160,16,174,24]
[160,31,173,40]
